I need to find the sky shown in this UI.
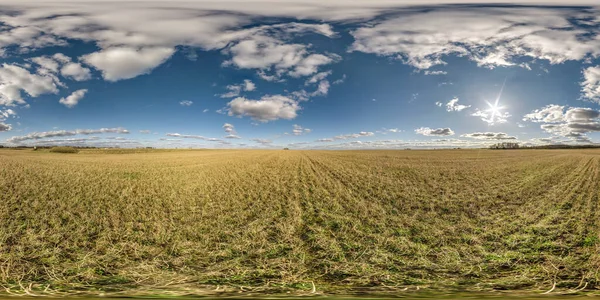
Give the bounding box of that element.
[1,0,600,149]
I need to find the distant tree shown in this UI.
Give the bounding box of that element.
[490,142,520,149]
[283,147,290,150]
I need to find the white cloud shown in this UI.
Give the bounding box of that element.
[350,7,600,70]
[289,54,338,77]
[0,122,11,132]
[582,66,600,103]
[219,79,257,98]
[0,108,16,119]
[415,127,455,136]
[435,101,443,107]
[292,124,311,135]
[472,109,511,125]
[243,79,256,91]
[6,127,129,143]
[220,85,242,98]
[333,74,346,85]
[203,109,209,113]
[0,63,60,106]
[166,133,223,142]
[318,131,374,141]
[565,107,600,121]
[445,97,470,112]
[0,109,15,131]
[311,80,330,97]
[223,123,235,133]
[59,89,87,108]
[251,138,272,145]
[424,70,447,75]
[523,104,565,123]
[306,71,331,85]
[82,47,174,81]
[227,95,300,122]
[222,123,240,138]
[30,56,60,73]
[180,100,193,106]
[461,132,516,140]
[139,130,151,134]
[61,62,92,81]
[523,105,600,142]
[222,24,338,79]
[53,53,71,64]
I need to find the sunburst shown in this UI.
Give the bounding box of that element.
[485,78,508,124]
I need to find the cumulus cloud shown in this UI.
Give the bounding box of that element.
[6,127,129,143]
[350,7,600,70]
[0,108,16,118]
[523,104,565,123]
[415,127,455,136]
[565,107,600,121]
[582,66,600,103]
[0,122,11,131]
[292,124,311,135]
[179,100,193,106]
[306,71,331,85]
[222,123,241,138]
[243,79,256,91]
[523,105,600,142]
[445,97,470,112]
[461,132,516,140]
[61,62,92,81]
[0,108,16,131]
[223,123,235,133]
[82,47,175,81]
[311,80,330,97]
[0,63,60,106]
[472,109,511,125]
[139,130,151,134]
[227,95,300,122]
[59,89,87,108]
[30,56,60,73]
[29,53,91,82]
[221,23,339,80]
[219,79,256,98]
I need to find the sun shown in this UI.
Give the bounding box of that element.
[486,100,505,121]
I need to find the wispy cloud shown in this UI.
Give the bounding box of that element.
[6,127,130,143]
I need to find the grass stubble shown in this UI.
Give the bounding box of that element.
[0,148,599,297]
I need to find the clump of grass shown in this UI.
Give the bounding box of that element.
[0,148,598,295]
[49,146,79,153]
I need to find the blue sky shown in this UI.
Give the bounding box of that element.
[1,0,600,149]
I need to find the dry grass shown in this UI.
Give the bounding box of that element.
[49,146,79,153]
[0,149,599,295]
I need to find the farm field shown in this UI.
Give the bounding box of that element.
[0,148,599,296]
